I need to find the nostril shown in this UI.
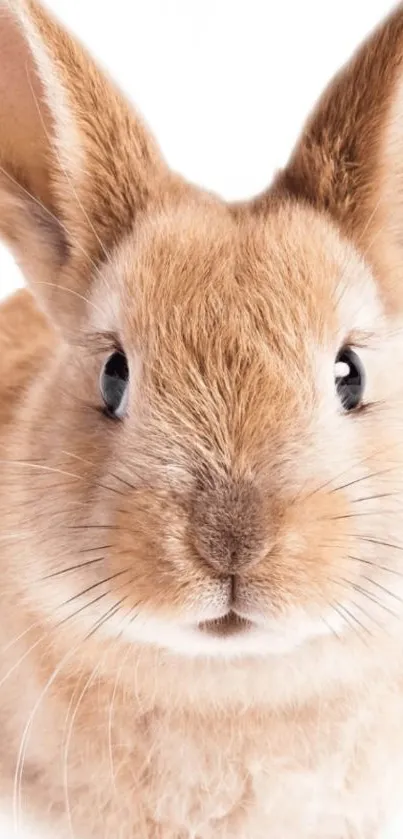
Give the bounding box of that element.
[190,475,266,575]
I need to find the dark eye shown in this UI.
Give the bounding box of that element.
[335,347,365,411]
[100,351,129,418]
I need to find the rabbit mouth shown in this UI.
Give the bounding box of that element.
[198,612,253,637]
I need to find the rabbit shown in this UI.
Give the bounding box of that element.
[2,0,403,837]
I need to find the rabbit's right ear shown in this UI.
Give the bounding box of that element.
[0,0,166,326]
[272,6,403,309]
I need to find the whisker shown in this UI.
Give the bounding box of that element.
[0,164,107,309]
[359,209,386,264]
[301,453,399,506]
[40,556,106,580]
[329,600,363,641]
[56,574,134,629]
[63,661,100,836]
[61,660,88,838]
[329,467,399,496]
[357,536,403,553]
[78,544,113,554]
[83,595,131,642]
[13,640,82,833]
[62,599,131,834]
[361,575,403,606]
[0,620,45,657]
[351,492,402,504]
[0,460,83,482]
[337,578,398,618]
[332,599,371,639]
[61,569,131,608]
[62,450,157,496]
[355,192,383,252]
[107,642,132,793]
[68,525,123,532]
[0,634,48,691]
[320,614,342,642]
[0,532,35,542]
[347,554,403,579]
[347,598,385,632]
[33,281,104,317]
[324,510,402,521]
[0,460,126,499]
[56,591,111,628]
[12,594,122,835]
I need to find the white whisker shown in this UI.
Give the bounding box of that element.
[0,619,46,657]
[13,636,86,833]
[32,281,104,317]
[0,633,49,693]
[0,532,34,542]
[107,641,132,794]
[0,163,106,294]
[63,605,129,837]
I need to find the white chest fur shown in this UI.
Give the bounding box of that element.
[1,803,403,839]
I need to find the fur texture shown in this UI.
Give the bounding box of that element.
[1,1,403,837]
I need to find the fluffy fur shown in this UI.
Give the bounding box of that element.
[1,1,403,836]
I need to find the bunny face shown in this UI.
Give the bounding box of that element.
[10,191,403,659]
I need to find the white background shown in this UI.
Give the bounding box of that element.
[0,2,402,837]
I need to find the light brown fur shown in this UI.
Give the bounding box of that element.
[1,2,403,837]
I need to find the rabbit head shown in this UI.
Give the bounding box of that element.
[1,0,403,665]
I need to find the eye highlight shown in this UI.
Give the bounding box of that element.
[335,347,365,411]
[100,350,129,418]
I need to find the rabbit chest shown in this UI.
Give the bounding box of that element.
[4,676,402,839]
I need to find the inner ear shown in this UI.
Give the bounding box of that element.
[0,172,68,283]
[0,3,54,210]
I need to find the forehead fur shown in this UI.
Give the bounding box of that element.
[99,200,378,355]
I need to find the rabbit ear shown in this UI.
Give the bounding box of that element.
[274,6,403,305]
[0,0,165,324]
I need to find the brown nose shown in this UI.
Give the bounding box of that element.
[191,475,266,574]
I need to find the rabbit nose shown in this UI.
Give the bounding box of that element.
[191,476,266,575]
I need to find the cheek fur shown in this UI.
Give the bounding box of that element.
[107,497,230,622]
[242,488,352,615]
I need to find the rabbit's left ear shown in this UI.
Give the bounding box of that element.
[0,0,166,324]
[273,6,403,308]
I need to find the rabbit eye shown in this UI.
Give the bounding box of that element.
[334,347,365,411]
[100,351,129,418]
